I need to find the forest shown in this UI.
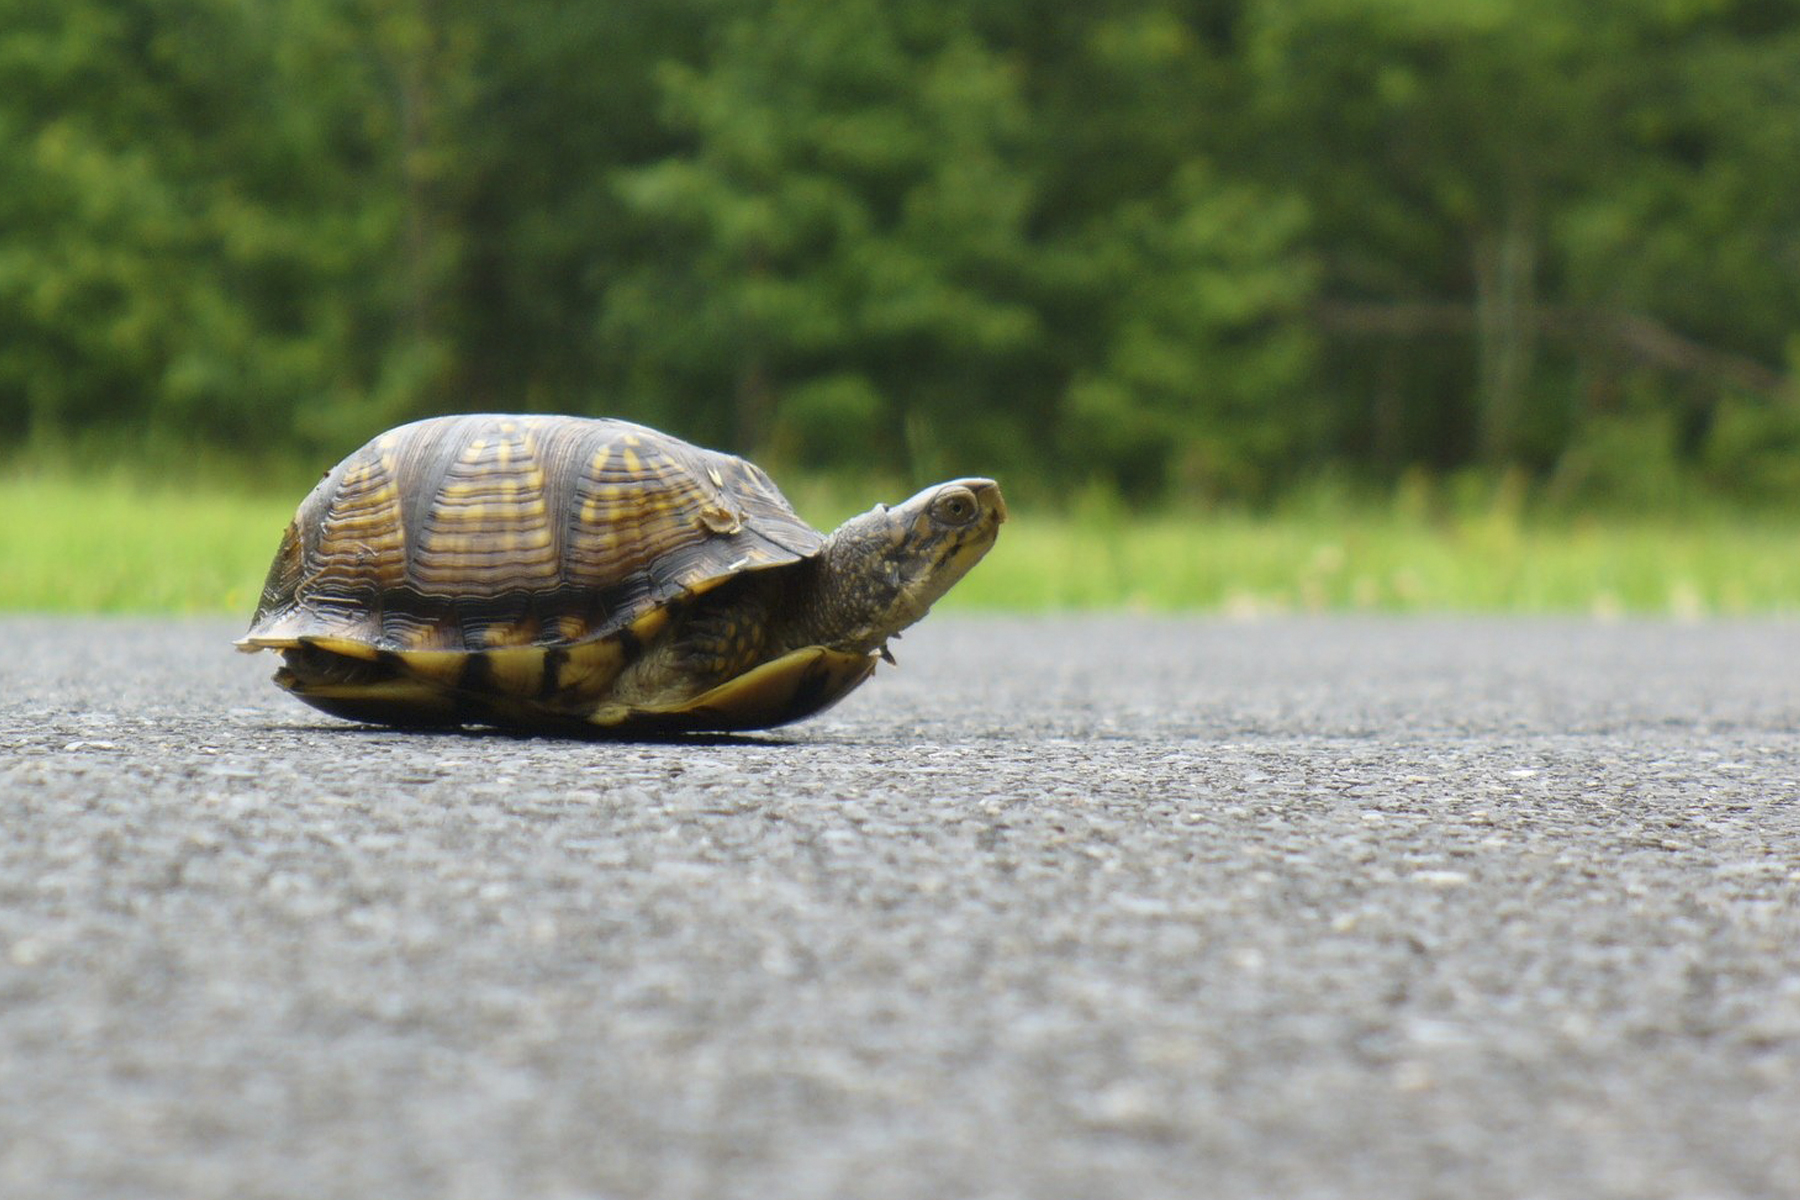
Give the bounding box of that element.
[3,0,1799,509]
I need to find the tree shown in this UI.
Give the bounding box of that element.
[606,0,1314,499]
[1241,0,1800,485]
[0,0,462,457]
[601,0,1040,479]
[997,2,1316,499]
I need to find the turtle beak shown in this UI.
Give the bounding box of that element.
[970,479,1006,524]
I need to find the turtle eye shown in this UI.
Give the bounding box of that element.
[933,488,979,526]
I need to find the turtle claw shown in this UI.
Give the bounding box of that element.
[879,643,897,666]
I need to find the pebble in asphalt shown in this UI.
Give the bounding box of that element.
[2,615,1798,1199]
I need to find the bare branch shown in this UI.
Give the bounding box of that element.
[1314,300,1789,398]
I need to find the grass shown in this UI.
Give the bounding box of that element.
[4,466,1800,617]
[1,471,299,616]
[955,509,1800,616]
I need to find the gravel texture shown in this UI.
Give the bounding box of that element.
[2,614,1799,1199]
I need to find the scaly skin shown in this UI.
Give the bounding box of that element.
[775,477,1008,656]
[614,478,1007,708]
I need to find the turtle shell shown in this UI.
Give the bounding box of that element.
[238,414,875,732]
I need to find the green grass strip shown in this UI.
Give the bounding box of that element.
[1,472,297,616]
[952,511,1800,616]
[4,469,1799,617]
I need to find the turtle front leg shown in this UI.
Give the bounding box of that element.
[606,577,777,709]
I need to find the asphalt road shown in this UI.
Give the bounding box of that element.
[3,614,1799,1200]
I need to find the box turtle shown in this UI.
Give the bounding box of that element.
[237,414,1005,734]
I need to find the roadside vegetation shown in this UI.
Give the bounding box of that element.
[6,2,1800,510]
[7,464,1796,618]
[4,2,1799,617]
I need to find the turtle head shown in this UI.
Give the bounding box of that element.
[805,478,1006,655]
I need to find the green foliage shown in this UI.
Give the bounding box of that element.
[2,0,1798,507]
[1545,411,1692,512]
[604,0,1044,472]
[1703,399,1800,503]
[1061,164,1314,500]
[0,0,451,456]
[0,468,295,613]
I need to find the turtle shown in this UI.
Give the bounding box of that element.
[236,413,1005,734]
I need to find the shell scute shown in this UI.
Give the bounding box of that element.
[237,413,886,734]
[242,414,823,658]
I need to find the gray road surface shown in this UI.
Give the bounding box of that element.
[3,615,1799,1199]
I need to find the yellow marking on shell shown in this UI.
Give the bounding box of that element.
[481,620,539,649]
[407,622,463,652]
[395,649,466,686]
[707,466,724,488]
[300,636,382,662]
[358,485,405,528]
[583,647,877,729]
[308,446,410,594]
[622,448,642,475]
[697,647,874,714]
[375,438,402,512]
[575,525,619,556]
[337,459,378,490]
[316,510,398,538]
[485,649,546,696]
[437,480,486,505]
[551,614,590,642]
[408,418,560,596]
[431,533,527,562]
[280,676,457,719]
[627,606,671,644]
[512,523,553,550]
[556,640,628,701]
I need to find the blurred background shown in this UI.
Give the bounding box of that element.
[4,0,1800,612]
